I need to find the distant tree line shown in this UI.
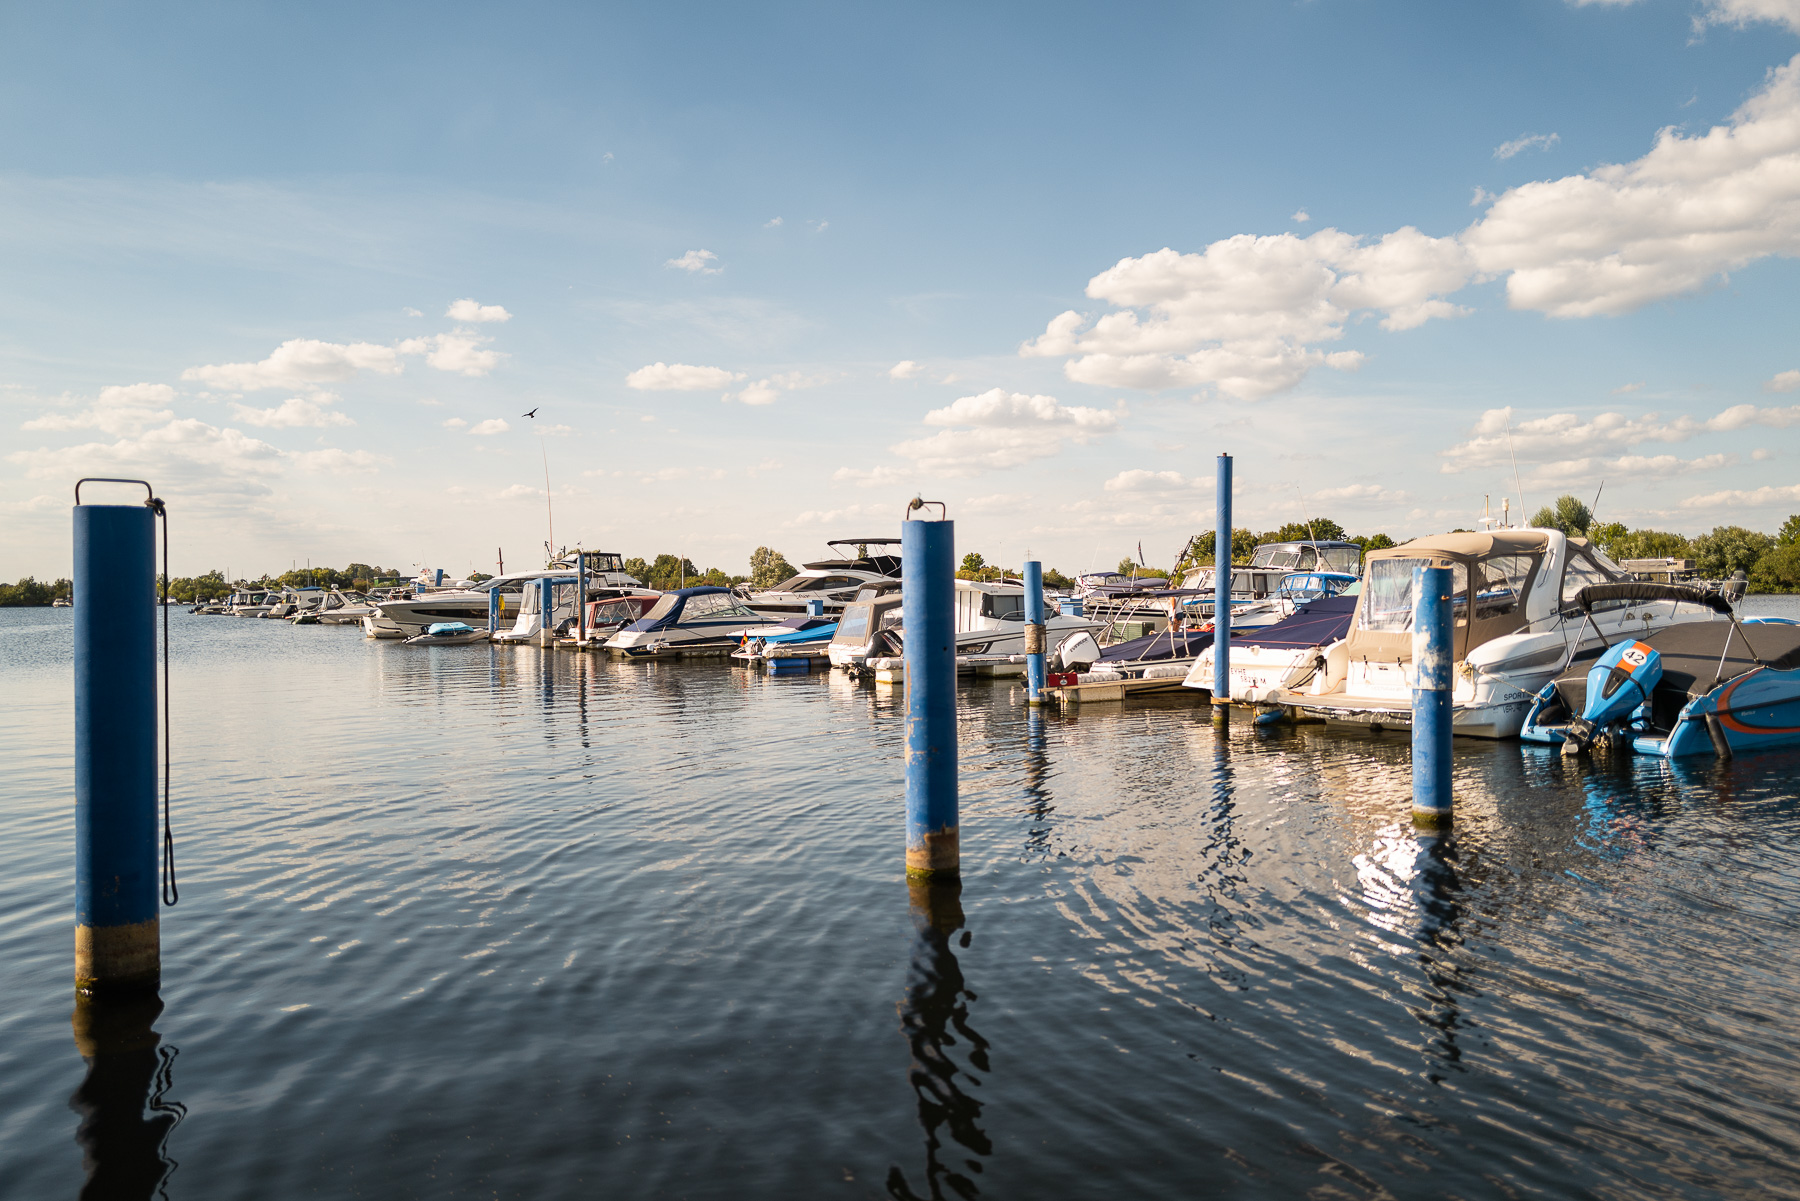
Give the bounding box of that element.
[0,576,72,605]
[1529,496,1800,592]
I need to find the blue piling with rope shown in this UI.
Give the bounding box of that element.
[1211,453,1233,716]
[1022,559,1047,705]
[1411,563,1455,824]
[73,482,167,994]
[902,500,958,879]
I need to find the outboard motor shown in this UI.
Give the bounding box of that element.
[1055,630,1101,672]
[1562,639,1663,755]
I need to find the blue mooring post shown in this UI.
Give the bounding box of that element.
[538,576,554,646]
[1023,559,1046,705]
[902,509,958,878]
[1411,563,1454,824]
[488,588,500,634]
[74,503,160,994]
[1212,453,1233,714]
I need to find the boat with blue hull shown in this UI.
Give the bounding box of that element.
[1520,584,1800,758]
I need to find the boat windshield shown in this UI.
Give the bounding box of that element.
[641,593,683,622]
[766,573,861,593]
[683,592,760,619]
[1360,558,1470,632]
[1320,547,1361,574]
[836,607,870,641]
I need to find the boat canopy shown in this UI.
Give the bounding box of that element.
[626,586,760,632]
[1231,595,1358,649]
[1345,530,1556,662]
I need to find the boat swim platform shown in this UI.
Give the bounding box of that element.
[1261,688,1516,739]
[1047,675,1202,705]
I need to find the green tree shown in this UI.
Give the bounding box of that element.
[1186,529,1259,566]
[641,554,700,590]
[1778,514,1800,547]
[960,552,987,574]
[1751,542,1800,592]
[1043,568,1073,590]
[1690,525,1774,578]
[0,576,70,605]
[1529,494,1592,536]
[748,546,796,588]
[622,557,650,584]
[1606,529,1692,561]
[1263,517,1347,543]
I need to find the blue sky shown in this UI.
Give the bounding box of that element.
[4,0,1798,580]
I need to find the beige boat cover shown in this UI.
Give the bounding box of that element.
[1343,530,1552,664]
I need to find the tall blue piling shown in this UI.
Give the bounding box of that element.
[488,588,500,634]
[1411,563,1454,824]
[538,576,555,646]
[1212,453,1233,713]
[74,504,160,993]
[903,512,958,878]
[1022,559,1046,705]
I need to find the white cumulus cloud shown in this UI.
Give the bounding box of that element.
[445,298,512,323]
[1440,402,1800,472]
[1700,0,1800,33]
[1028,53,1800,398]
[21,383,175,435]
[888,389,1121,477]
[1103,469,1205,492]
[469,418,510,436]
[183,339,404,391]
[230,392,354,429]
[889,360,922,380]
[1682,481,1800,507]
[666,250,722,275]
[1766,369,1800,392]
[625,362,746,391]
[398,332,504,377]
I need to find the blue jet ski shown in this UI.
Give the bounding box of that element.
[1520,583,1800,758]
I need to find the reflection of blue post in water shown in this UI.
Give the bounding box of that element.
[74,502,160,994]
[1022,706,1055,859]
[1411,563,1454,825]
[1212,453,1232,718]
[888,878,990,1201]
[903,509,958,879]
[1408,826,1468,1082]
[1022,559,1046,705]
[70,995,183,1199]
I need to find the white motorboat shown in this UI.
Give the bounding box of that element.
[604,586,768,658]
[831,578,1102,669]
[1264,529,1731,738]
[373,553,649,640]
[1182,594,1360,701]
[734,539,902,616]
[314,589,379,625]
[227,588,276,617]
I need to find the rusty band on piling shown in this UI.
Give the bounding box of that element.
[1023,622,1046,655]
[905,828,960,879]
[75,920,160,995]
[1411,807,1454,828]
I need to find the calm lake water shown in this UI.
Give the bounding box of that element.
[5,600,1800,1199]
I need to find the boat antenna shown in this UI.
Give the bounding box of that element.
[1589,479,1605,529]
[1504,411,1528,525]
[1296,485,1317,544]
[539,433,555,556]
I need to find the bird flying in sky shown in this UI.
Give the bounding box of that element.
[523,408,538,419]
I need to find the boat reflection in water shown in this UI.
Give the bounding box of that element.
[889,878,991,1201]
[69,994,183,1201]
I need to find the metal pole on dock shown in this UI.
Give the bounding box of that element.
[1411,563,1454,824]
[74,501,160,994]
[488,588,499,635]
[902,502,957,879]
[1212,453,1233,715]
[538,577,554,647]
[1023,559,1046,705]
[576,552,587,646]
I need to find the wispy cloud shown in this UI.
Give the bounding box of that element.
[625,362,745,391]
[445,298,511,323]
[1493,132,1561,160]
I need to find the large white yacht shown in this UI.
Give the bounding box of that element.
[1263,529,1729,738]
[734,539,902,616]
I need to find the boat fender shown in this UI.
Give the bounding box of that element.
[1705,713,1734,760]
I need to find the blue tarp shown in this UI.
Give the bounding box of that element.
[1097,628,1215,664]
[1230,595,1357,649]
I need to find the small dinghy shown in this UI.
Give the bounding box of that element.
[1521,584,1800,758]
[403,621,491,647]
